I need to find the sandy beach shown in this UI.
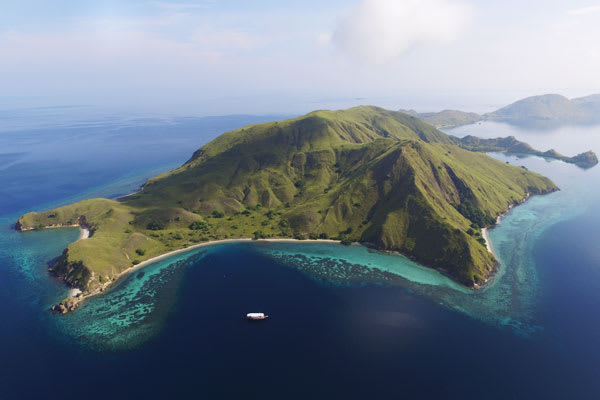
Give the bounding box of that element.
[65,237,342,309]
[127,238,341,272]
[481,228,494,255]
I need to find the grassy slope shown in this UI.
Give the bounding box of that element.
[18,106,557,291]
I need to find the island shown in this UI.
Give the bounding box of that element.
[406,93,600,129]
[17,106,560,313]
[450,135,599,169]
[401,109,482,129]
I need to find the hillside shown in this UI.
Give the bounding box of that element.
[17,106,558,310]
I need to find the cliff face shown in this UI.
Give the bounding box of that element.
[18,106,559,289]
[49,249,93,290]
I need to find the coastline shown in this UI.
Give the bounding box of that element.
[45,191,553,313]
[126,238,342,273]
[481,227,494,255]
[51,192,536,312]
[482,192,533,257]
[55,238,341,313]
[475,191,545,289]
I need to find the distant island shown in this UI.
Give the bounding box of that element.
[450,136,598,169]
[403,93,600,129]
[17,106,576,313]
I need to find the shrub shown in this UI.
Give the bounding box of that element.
[211,210,225,218]
[124,228,133,234]
[132,260,140,265]
[253,230,266,239]
[318,233,329,239]
[455,201,495,229]
[279,219,290,228]
[135,248,145,256]
[189,221,209,231]
[265,210,276,219]
[341,238,353,245]
[147,221,165,230]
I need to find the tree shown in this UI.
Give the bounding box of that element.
[211,210,225,218]
[189,221,209,231]
[147,221,165,230]
[253,230,266,239]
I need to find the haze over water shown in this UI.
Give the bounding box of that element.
[1,109,600,399]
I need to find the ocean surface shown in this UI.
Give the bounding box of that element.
[1,110,600,399]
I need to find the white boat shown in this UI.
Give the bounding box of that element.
[246,312,268,320]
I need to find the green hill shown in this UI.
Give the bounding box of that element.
[17,106,558,306]
[406,93,600,129]
[484,94,600,126]
[402,109,483,128]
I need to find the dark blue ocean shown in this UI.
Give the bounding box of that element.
[1,108,600,399]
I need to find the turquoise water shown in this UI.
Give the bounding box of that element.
[2,113,600,398]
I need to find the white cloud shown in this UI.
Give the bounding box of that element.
[330,0,471,64]
[151,1,213,11]
[568,5,600,16]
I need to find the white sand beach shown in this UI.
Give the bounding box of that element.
[481,228,494,255]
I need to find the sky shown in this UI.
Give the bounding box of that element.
[1,0,600,115]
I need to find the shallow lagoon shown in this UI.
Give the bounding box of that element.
[2,112,600,398]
